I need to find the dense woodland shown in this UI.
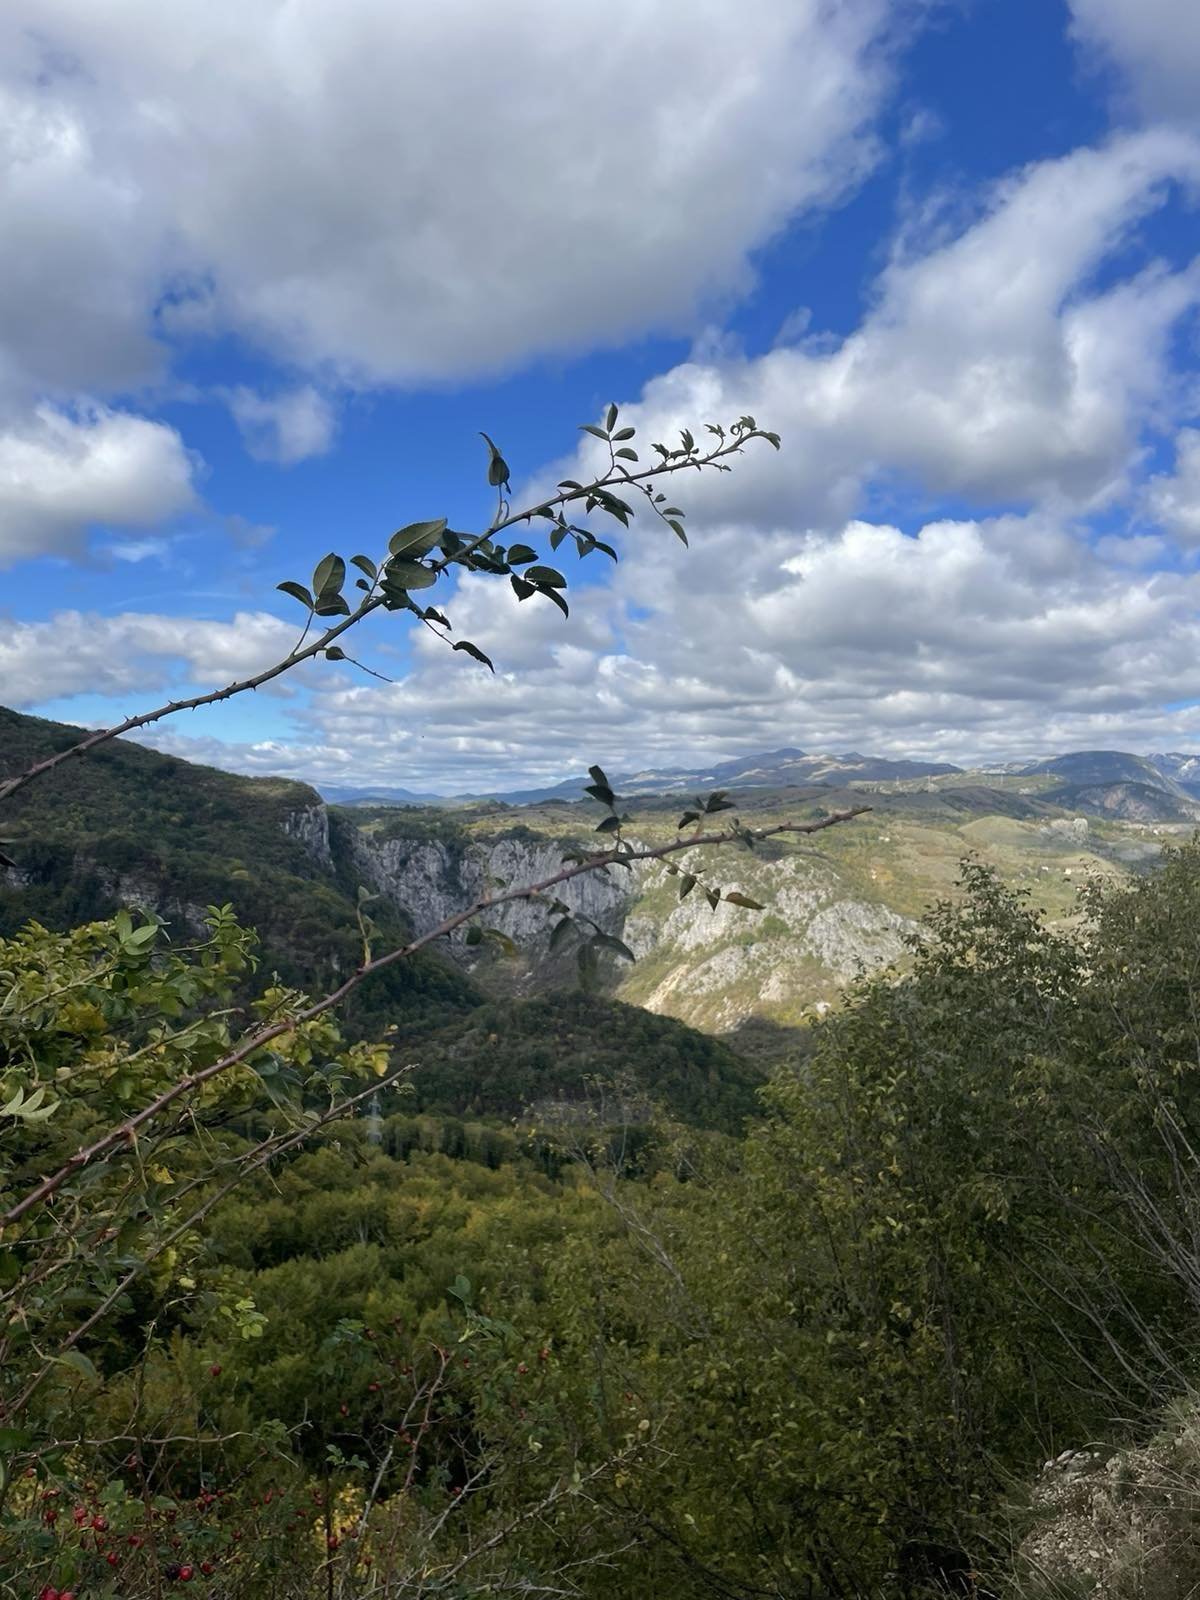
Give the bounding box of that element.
[5,707,1200,1596]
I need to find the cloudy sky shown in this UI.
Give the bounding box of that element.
[3,0,1200,793]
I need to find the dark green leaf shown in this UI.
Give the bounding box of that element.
[679,873,697,901]
[480,432,510,489]
[464,926,483,946]
[724,891,765,910]
[612,426,636,441]
[549,916,575,953]
[312,553,345,596]
[314,593,351,616]
[588,765,610,788]
[525,565,566,588]
[604,402,619,432]
[276,580,314,610]
[350,554,377,580]
[615,447,638,461]
[591,931,635,962]
[579,423,610,441]
[389,519,447,558]
[506,543,537,566]
[667,519,688,546]
[511,575,535,601]
[595,814,621,834]
[584,783,615,806]
[677,811,700,829]
[453,639,495,672]
[384,560,438,591]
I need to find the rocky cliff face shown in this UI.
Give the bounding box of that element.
[339,815,915,1029]
[345,827,635,990]
[283,804,333,871]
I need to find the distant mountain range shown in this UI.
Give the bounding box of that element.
[320,747,1200,812]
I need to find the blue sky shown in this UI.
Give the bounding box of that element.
[2,0,1200,791]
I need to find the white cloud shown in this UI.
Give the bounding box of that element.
[1,0,900,390]
[226,385,336,464]
[115,508,1200,791]
[549,129,1200,530]
[0,404,197,566]
[1069,0,1200,123]
[0,609,296,704]
[1145,428,1200,545]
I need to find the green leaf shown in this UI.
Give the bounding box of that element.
[679,873,697,901]
[57,1349,99,1382]
[384,560,438,591]
[314,594,352,616]
[667,519,688,546]
[453,639,495,672]
[389,519,447,558]
[704,887,721,911]
[549,916,575,953]
[325,645,346,661]
[591,931,635,962]
[312,553,345,596]
[612,426,636,441]
[595,815,621,834]
[584,783,615,806]
[511,575,535,602]
[604,402,619,432]
[480,432,510,489]
[506,543,537,566]
[526,565,566,588]
[704,792,737,813]
[465,926,484,946]
[350,554,377,580]
[539,585,569,618]
[588,765,611,789]
[677,811,700,829]
[276,580,314,610]
[723,891,765,910]
[615,447,638,461]
[579,423,610,441]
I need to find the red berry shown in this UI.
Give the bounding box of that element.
[200,1562,214,1576]
[73,1504,87,1524]
[106,1551,120,1566]
[367,1382,379,1393]
[179,1566,194,1582]
[43,1509,57,1525]
[539,1346,550,1361]
[38,1587,59,1600]
[209,1363,222,1377]
[61,1592,77,1600]
[517,1363,528,1375]
[339,1403,348,1416]
[91,1515,108,1531]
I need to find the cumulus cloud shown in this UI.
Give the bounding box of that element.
[0,0,899,391]
[226,385,336,464]
[1145,429,1200,545]
[140,509,1200,790]
[1069,0,1200,123]
[0,609,296,705]
[550,129,1200,530]
[0,404,197,566]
